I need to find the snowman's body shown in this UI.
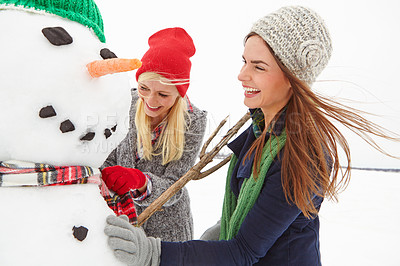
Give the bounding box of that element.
[1,184,125,265]
[0,3,134,265]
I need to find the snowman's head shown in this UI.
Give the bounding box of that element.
[0,0,138,168]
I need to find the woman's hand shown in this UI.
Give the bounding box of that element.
[104,215,161,266]
[101,166,147,195]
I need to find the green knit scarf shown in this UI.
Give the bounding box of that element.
[220,130,287,240]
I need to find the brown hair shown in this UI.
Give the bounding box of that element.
[244,32,400,218]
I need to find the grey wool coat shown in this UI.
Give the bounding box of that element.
[102,89,207,242]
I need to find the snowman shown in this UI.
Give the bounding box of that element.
[0,0,141,264]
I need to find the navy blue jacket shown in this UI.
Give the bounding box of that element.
[161,113,324,265]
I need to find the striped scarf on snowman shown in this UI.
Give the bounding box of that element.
[0,160,138,224]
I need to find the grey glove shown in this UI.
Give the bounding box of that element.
[199,220,221,241]
[104,215,161,266]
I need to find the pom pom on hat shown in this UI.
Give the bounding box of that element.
[0,0,105,42]
[251,6,332,85]
[136,27,196,97]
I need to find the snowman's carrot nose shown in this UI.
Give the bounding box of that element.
[86,58,142,78]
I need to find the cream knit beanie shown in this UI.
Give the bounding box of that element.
[251,6,332,85]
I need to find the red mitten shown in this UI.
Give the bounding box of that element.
[101,166,146,195]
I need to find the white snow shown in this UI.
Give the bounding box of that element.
[0,184,124,265]
[187,165,400,266]
[1,0,399,265]
[318,170,400,266]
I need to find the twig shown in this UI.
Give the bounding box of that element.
[193,154,232,180]
[136,112,250,226]
[199,115,229,158]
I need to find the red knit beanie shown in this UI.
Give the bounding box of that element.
[135,27,196,97]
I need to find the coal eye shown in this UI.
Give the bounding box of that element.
[60,119,75,133]
[100,48,118,59]
[80,132,96,141]
[104,128,112,139]
[39,105,57,118]
[104,124,117,139]
[72,226,88,241]
[42,27,73,46]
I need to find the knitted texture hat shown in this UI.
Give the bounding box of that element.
[136,27,196,97]
[0,0,105,42]
[251,6,332,85]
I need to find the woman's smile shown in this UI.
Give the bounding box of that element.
[138,79,180,127]
[145,102,162,112]
[243,86,261,97]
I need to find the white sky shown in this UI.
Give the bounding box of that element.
[96,0,400,168]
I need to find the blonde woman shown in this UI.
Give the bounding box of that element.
[101,27,207,242]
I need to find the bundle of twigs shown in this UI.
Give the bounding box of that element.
[136,112,250,226]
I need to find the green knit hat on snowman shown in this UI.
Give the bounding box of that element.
[0,0,106,42]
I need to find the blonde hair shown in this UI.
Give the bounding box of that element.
[135,72,189,165]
